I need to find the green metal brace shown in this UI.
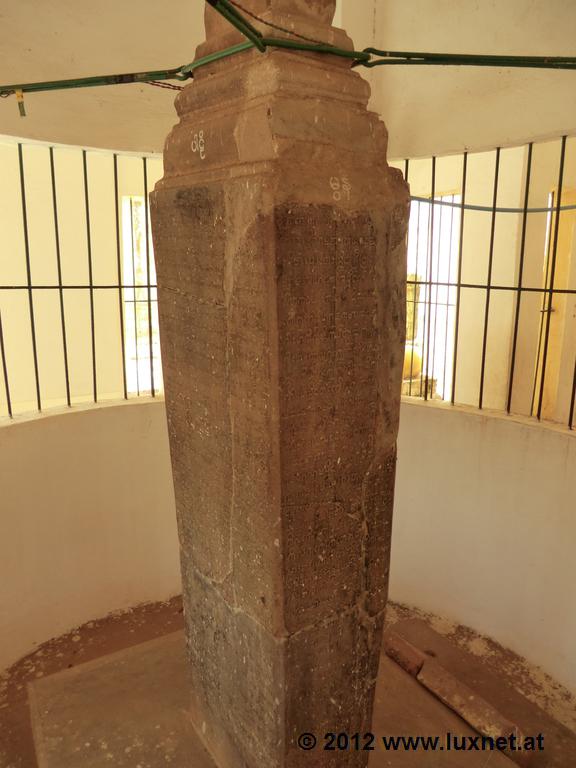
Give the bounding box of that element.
[0,0,575,112]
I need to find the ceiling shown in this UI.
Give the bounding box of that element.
[0,0,575,158]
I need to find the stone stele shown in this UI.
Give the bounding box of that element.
[150,1,409,766]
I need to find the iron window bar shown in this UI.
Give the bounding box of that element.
[403,137,575,428]
[1,137,576,431]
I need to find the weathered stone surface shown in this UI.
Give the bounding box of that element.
[150,2,409,766]
[201,0,351,59]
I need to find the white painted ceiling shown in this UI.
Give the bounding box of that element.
[0,0,575,158]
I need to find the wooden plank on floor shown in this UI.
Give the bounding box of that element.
[380,619,576,767]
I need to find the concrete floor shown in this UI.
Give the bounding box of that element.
[2,601,575,768]
[29,630,516,768]
[0,598,185,768]
[29,632,214,768]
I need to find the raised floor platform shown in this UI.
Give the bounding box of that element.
[28,616,576,767]
[29,632,215,768]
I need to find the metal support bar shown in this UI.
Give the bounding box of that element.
[2,3,575,101]
[0,310,12,418]
[363,49,576,70]
[478,148,501,410]
[537,137,567,420]
[0,68,190,97]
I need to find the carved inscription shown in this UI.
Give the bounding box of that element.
[275,204,388,631]
[330,175,352,202]
[191,130,207,160]
[152,185,231,582]
[276,204,378,416]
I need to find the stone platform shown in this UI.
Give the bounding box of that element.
[30,617,576,768]
[28,632,216,768]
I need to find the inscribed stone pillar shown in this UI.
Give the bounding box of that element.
[150,2,409,766]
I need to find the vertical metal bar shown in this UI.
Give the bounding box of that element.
[429,191,444,392]
[114,155,128,400]
[537,135,567,420]
[82,150,98,403]
[418,204,428,398]
[478,147,501,410]
[18,143,42,411]
[451,152,468,405]
[506,143,533,414]
[569,356,576,429]
[442,194,456,398]
[409,203,421,395]
[143,157,155,397]
[424,156,436,400]
[402,158,415,395]
[531,202,554,416]
[129,198,141,396]
[49,147,71,407]
[0,309,12,418]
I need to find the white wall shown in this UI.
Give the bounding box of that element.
[0,399,180,671]
[2,398,575,698]
[391,399,576,694]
